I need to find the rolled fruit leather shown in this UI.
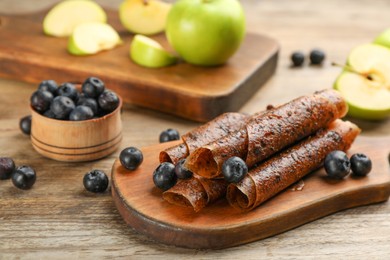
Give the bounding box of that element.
[227,119,360,211]
[185,89,348,179]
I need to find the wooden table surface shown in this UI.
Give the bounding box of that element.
[0,0,389,258]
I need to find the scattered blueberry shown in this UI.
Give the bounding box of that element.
[83,169,109,193]
[119,147,143,170]
[19,115,32,135]
[38,80,58,94]
[57,83,78,101]
[309,49,325,65]
[82,77,105,98]
[0,157,15,180]
[98,91,119,113]
[50,96,76,119]
[324,150,350,179]
[30,90,53,113]
[69,105,94,121]
[11,165,36,190]
[153,162,177,191]
[159,129,180,143]
[222,156,248,183]
[291,51,305,67]
[174,159,193,179]
[350,153,372,177]
[77,96,98,115]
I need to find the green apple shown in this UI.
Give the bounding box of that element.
[68,22,122,55]
[43,0,107,37]
[130,34,177,68]
[119,0,171,35]
[373,28,390,48]
[166,0,245,66]
[334,44,390,120]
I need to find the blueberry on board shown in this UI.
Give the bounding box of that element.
[69,105,94,121]
[12,165,36,190]
[159,129,180,143]
[57,83,78,101]
[324,150,350,179]
[174,159,193,179]
[0,157,15,180]
[30,90,54,113]
[291,51,305,67]
[222,156,248,183]
[83,169,109,193]
[50,96,76,120]
[309,49,326,65]
[19,115,32,135]
[153,162,177,191]
[119,147,143,170]
[82,77,105,98]
[77,96,98,115]
[98,91,119,113]
[38,80,58,95]
[350,153,372,177]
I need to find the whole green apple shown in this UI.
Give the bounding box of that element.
[166,0,246,66]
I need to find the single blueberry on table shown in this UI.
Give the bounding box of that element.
[350,153,372,177]
[19,115,32,135]
[309,49,326,65]
[69,105,94,121]
[222,156,248,183]
[119,147,144,171]
[153,162,177,191]
[83,170,109,193]
[98,91,119,113]
[159,129,180,143]
[30,90,54,113]
[82,77,105,98]
[291,51,305,67]
[324,150,350,179]
[0,157,15,180]
[57,83,78,101]
[38,80,58,95]
[12,165,36,190]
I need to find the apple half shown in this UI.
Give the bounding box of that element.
[119,0,171,35]
[43,0,107,37]
[68,22,122,55]
[334,44,390,120]
[130,35,177,68]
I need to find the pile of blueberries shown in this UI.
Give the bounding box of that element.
[30,77,119,121]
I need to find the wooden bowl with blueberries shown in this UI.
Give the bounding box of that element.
[29,77,122,162]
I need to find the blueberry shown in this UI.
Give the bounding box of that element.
[174,159,193,179]
[19,115,32,135]
[350,153,372,177]
[12,165,36,190]
[153,162,177,191]
[83,169,109,193]
[69,105,94,121]
[57,83,78,101]
[43,109,56,119]
[324,150,350,179]
[119,147,143,170]
[30,90,53,113]
[291,51,305,67]
[309,49,325,65]
[159,129,180,143]
[222,156,248,183]
[98,91,119,113]
[38,80,58,95]
[77,96,98,115]
[82,77,105,98]
[50,96,75,120]
[0,157,15,180]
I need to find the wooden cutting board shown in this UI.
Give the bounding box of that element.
[0,9,278,122]
[111,135,390,249]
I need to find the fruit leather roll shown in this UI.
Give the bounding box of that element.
[185,89,348,179]
[159,112,249,164]
[162,175,227,212]
[227,119,360,211]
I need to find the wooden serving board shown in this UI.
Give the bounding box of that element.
[111,136,390,249]
[0,9,278,122]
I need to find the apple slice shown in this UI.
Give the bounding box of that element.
[119,0,171,35]
[43,0,107,37]
[334,44,390,120]
[130,34,177,68]
[68,22,122,55]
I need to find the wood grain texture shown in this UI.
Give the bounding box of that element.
[0,0,390,258]
[0,9,278,122]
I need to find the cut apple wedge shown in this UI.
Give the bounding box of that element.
[119,0,171,35]
[130,35,177,68]
[68,22,122,55]
[43,0,107,37]
[334,44,390,120]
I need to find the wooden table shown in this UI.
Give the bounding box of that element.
[0,0,389,258]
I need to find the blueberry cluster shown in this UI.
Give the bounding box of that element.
[324,151,372,179]
[0,157,36,190]
[152,159,193,191]
[30,77,119,121]
[291,49,326,67]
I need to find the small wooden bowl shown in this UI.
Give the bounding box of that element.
[30,97,122,162]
